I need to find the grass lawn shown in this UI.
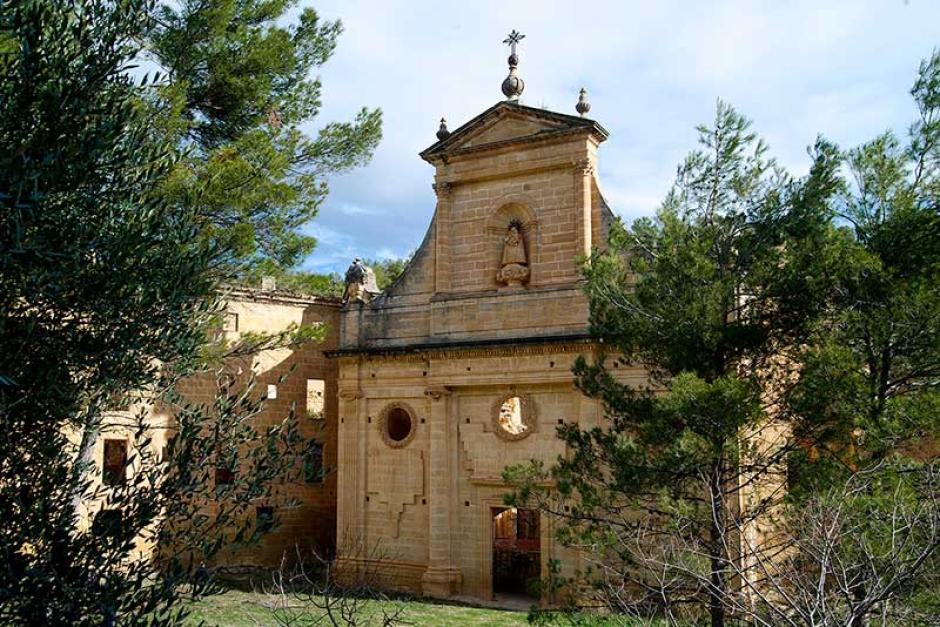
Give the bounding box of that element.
[185,589,534,626]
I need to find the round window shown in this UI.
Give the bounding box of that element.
[386,407,412,442]
[379,403,417,447]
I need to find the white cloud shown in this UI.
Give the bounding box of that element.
[298,0,940,271]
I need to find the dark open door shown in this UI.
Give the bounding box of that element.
[492,507,540,597]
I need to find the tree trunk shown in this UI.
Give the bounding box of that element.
[70,415,100,520]
[709,556,726,627]
[709,458,728,627]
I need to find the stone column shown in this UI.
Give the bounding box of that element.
[421,385,462,596]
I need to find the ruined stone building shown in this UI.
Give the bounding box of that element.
[84,37,643,604]
[328,37,634,601]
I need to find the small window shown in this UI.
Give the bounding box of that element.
[223,312,239,332]
[304,441,324,484]
[103,439,127,486]
[306,379,325,419]
[256,506,275,533]
[379,403,417,447]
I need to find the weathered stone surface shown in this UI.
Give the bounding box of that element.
[83,97,635,605]
[332,100,624,603]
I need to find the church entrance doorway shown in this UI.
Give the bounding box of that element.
[491,507,540,598]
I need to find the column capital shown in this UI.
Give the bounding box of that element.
[431,181,454,197]
[338,389,361,401]
[424,386,452,400]
[575,158,594,176]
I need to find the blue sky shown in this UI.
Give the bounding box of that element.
[299,0,940,274]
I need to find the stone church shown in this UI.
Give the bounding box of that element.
[83,35,644,604]
[326,36,638,601]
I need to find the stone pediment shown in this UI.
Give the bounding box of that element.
[420,101,607,164]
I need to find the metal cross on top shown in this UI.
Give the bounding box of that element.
[503,30,525,55]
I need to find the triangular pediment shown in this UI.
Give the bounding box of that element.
[420,101,607,163]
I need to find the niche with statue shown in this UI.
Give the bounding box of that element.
[488,202,537,289]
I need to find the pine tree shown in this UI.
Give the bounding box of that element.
[0,2,309,622]
[507,102,844,626]
[146,0,382,273]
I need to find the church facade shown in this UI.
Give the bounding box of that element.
[328,77,643,600]
[80,40,652,605]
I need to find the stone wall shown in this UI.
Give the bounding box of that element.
[81,288,342,571]
[333,101,623,603]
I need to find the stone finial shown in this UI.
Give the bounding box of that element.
[436,117,450,141]
[501,30,525,102]
[342,257,380,304]
[260,275,276,291]
[576,88,591,117]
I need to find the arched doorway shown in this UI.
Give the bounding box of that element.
[491,507,540,598]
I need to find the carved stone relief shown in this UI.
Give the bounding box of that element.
[491,393,536,441]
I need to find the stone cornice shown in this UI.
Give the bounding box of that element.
[431,126,595,164]
[325,333,598,360]
[419,100,607,164]
[223,285,342,307]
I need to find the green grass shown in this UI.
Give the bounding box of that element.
[185,589,533,626]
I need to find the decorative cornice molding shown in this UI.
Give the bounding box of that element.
[419,100,608,164]
[432,126,595,163]
[325,334,597,360]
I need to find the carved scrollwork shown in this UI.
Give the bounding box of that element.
[338,389,361,401]
[424,386,451,401]
[431,181,453,197]
[575,158,594,176]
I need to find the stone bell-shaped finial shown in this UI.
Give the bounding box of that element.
[576,88,591,117]
[501,30,525,102]
[436,117,450,141]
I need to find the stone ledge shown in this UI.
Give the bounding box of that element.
[325,333,596,359]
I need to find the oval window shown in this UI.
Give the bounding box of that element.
[386,407,413,442]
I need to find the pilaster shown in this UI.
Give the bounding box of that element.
[432,181,453,295]
[575,158,594,257]
[336,383,366,541]
[421,385,462,596]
